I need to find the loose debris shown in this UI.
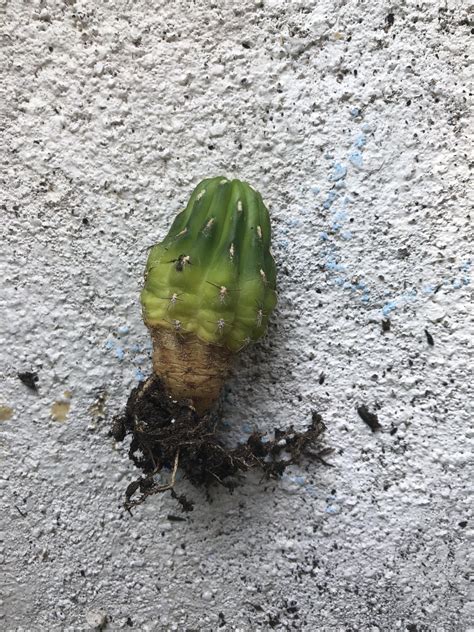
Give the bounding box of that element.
[111,376,329,512]
[17,371,39,391]
[357,405,382,432]
[381,318,391,333]
[424,329,434,346]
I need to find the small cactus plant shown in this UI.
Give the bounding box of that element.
[141,176,277,413]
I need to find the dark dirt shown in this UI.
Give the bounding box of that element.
[357,405,382,432]
[17,371,39,391]
[111,376,330,512]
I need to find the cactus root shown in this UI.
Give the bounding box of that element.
[112,376,331,512]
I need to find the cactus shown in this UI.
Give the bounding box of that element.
[141,176,277,413]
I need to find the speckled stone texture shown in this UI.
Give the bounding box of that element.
[1,1,472,630]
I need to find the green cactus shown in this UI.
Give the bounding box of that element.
[141,176,277,353]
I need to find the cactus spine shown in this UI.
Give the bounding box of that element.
[141,176,277,413]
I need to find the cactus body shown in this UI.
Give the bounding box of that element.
[141,176,277,411]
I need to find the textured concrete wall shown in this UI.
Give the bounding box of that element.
[1,0,472,630]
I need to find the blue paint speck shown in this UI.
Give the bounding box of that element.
[350,107,360,118]
[310,185,320,195]
[135,368,145,382]
[354,134,367,149]
[290,476,306,486]
[332,209,347,223]
[325,259,346,272]
[382,301,397,316]
[329,163,347,182]
[114,347,125,361]
[105,339,115,350]
[403,289,418,302]
[319,231,329,241]
[349,150,363,168]
[117,325,130,335]
[341,230,352,240]
[323,190,337,209]
[452,279,462,289]
[325,505,339,514]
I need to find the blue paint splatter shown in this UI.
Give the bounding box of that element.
[117,325,130,335]
[350,107,360,118]
[114,347,125,361]
[135,368,145,382]
[323,190,337,209]
[319,231,329,241]
[325,258,346,272]
[329,163,347,182]
[289,475,306,486]
[349,150,363,168]
[354,134,367,149]
[105,339,115,350]
[332,209,348,223]
[310,185,320,195]
[382,301,398,316]
[403,289,418,302]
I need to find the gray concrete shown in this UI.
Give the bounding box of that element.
[1,0,472,630]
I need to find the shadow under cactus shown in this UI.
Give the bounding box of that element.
[111,376,331,512]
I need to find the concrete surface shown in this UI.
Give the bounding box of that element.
[1,0,472,630]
